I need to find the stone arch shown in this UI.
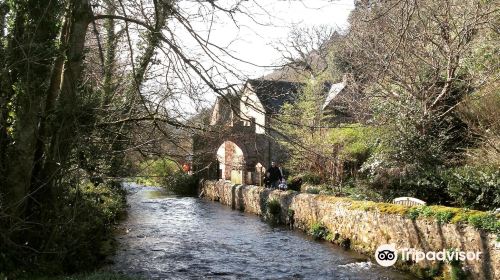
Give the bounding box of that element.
[193,123,273,184]
[215,140,246,184]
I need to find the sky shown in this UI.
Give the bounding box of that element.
[175,0,355,78]
[163,0,355,115]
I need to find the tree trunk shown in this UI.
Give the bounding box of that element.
[27,0,93,219]
[3,0,61,218]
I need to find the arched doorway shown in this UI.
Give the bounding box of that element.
[216,141,245,184]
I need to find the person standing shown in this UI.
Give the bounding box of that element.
[266,161,283,189]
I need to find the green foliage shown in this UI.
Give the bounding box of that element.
[407,208,420,221]
[328,124,375,163]
[263,198,282,225]
[419,206,435,218]
[434,211,455,224]
[343,184,384,202]
[308,222,329,240]
[411,262,443,279]
[315,195,498,232]
[337,0,499,212]
[160,172,199,196]
[370,91,466,169]
[406,205,499,233]
[135,158,178,186]
[467,214,500,233]
[266,198,281,217]
[359,162,499,210]
[278,75,375,186]
[0,181,127,278]
[134,160,198,196]
[406,206,449,221]
[280,124,375,186]
[266,198,281,218]
[444,166,500,210]
[285,176,303,191]
[325,232,336,242]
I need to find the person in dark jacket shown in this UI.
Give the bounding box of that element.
[266,161,283,189]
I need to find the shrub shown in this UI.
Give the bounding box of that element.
[360,164,499,210]
[266,198,281,217]
[135,158,178,186]
[344,185,384,202]
[458,84,500,168]
[407,206,445,222]
[309,222,329,240]
[161,172,199,196]
[287,208,295,220]
[0,180,127,278]
[445,166,500,211]
[444,249,468,280]
[328,124,375,164]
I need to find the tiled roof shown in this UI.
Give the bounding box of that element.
[246,79,304,114]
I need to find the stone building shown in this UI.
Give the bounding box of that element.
[193,77,356,185]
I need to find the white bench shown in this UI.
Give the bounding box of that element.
[392,197,426,206]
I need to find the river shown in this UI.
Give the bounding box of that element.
[107,183,416,279]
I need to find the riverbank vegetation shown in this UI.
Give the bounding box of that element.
[277,0,499,212]
[132,157,199,195]
[133,158,178,186]
[0,0,249,278]
[264,198,282,225]
[1,181,127,278]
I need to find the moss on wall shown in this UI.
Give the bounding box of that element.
[200,180,499,280]
[314,195,499,233]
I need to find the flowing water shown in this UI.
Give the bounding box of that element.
[108,183,416,279]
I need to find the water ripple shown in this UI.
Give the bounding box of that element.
[107,184,415,280]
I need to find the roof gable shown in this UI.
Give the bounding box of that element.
[246,79,304,114]
[322,82,346,110]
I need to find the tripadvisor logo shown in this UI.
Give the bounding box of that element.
[375,244,398,267]
[374,244,482,267]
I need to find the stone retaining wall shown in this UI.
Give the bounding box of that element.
[200,180,499,280]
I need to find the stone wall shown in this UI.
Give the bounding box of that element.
[200,180,499,280]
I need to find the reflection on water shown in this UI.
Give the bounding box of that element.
[108,183,415,279]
